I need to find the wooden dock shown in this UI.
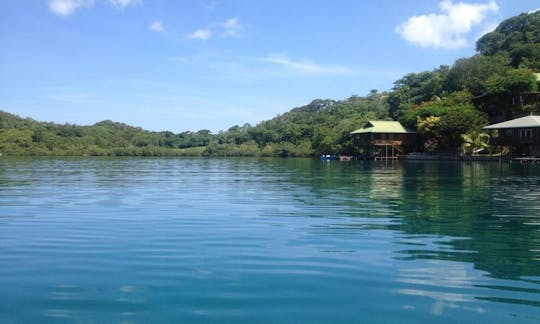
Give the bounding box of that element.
[512,157,540,163]
[374,155,399,161]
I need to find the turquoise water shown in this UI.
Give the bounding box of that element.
[0,158,539,323]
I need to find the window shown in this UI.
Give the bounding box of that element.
[519,129,533,143]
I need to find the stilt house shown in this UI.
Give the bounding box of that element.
[483,115,540,157]
[350,121,415,159]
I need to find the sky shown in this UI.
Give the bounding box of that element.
[1,0,539,133]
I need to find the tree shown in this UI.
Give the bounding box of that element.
[443,55,510,96]
[416,116,442,151]
[485,68,538,95]
[0,129,33,154]
[510,43,540,70]
[388,66,449,119]
[461,131,490,155]
[438,106,489,149]
[477,11,540,68]
[312,127,340,155]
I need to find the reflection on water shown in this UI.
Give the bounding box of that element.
[389,162,540,281]
[0,157,539,323]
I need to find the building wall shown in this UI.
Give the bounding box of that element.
[495,127,540,145]
[492,127,540,157]
[355,133,411,145]
[354,133,416,154]
[473,93,540,123]
[531,145,540,157]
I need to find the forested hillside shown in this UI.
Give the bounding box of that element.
[1,11,539,157]
[0,111,210,156]
[0,92,387,157]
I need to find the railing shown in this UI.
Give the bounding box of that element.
[372,140,403,146]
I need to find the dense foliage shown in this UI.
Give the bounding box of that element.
[1,11,539,157]
[0,112,208,156]
[0,92,388,156]
[477,11,540,70]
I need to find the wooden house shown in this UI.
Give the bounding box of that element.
[473,73,540,123]
[483,115,540,157]
[473,92,540,123]
[350,121,415,159]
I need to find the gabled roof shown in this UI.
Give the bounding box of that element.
[483,115,540,129]
[350,120,414,134]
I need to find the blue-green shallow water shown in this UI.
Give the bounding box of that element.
[0,158,539,323]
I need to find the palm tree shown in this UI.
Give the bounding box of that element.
[461,131,490,155]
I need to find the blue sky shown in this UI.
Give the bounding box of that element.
[1,0,539,133]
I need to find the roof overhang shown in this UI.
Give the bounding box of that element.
[483,116,540,130]
[350,120,415,135]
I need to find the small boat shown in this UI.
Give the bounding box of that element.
[320,154,337,160]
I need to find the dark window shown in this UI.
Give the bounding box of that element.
[519,129,533,143]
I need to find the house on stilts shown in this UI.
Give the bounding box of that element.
[483,115,540,159]
[350,121,416,160]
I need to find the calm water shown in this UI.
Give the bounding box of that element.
[0,158,539,323]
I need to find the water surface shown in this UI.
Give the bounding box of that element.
[0,158,539,323]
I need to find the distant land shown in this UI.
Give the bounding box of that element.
[1,11,539,157]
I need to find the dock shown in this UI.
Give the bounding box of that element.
[374,155,399,161]
[512,157,540,163]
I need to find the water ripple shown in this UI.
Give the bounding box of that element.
[1,158,539,323]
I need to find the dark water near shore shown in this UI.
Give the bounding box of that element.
[0,157,539,323]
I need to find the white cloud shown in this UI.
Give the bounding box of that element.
[48,0,140,16]
[108,0,141,9]
[183,18,244,41]
[258,54,354,75]
[529,8,540,14]
[48,0,94,16]
[168,52,398,83]
[396,0,499,49]
[187,29,212,41]
[203,1,218,11]
[149,20,165,32]
[222,18,242,37]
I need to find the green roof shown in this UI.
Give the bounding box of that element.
[350,121,414,134]
[484,115,540,129]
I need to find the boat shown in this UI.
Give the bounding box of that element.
[320,154,338,160]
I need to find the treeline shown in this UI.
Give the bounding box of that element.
[0,93,387,157]
[1,11,539,157]
[0,114,205,156]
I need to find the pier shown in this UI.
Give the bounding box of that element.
[512,157,540,164]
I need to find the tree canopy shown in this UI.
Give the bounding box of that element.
[477,10,540,69]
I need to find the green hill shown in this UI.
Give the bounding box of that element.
[0,92,387,157]
[0,111,208,156]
